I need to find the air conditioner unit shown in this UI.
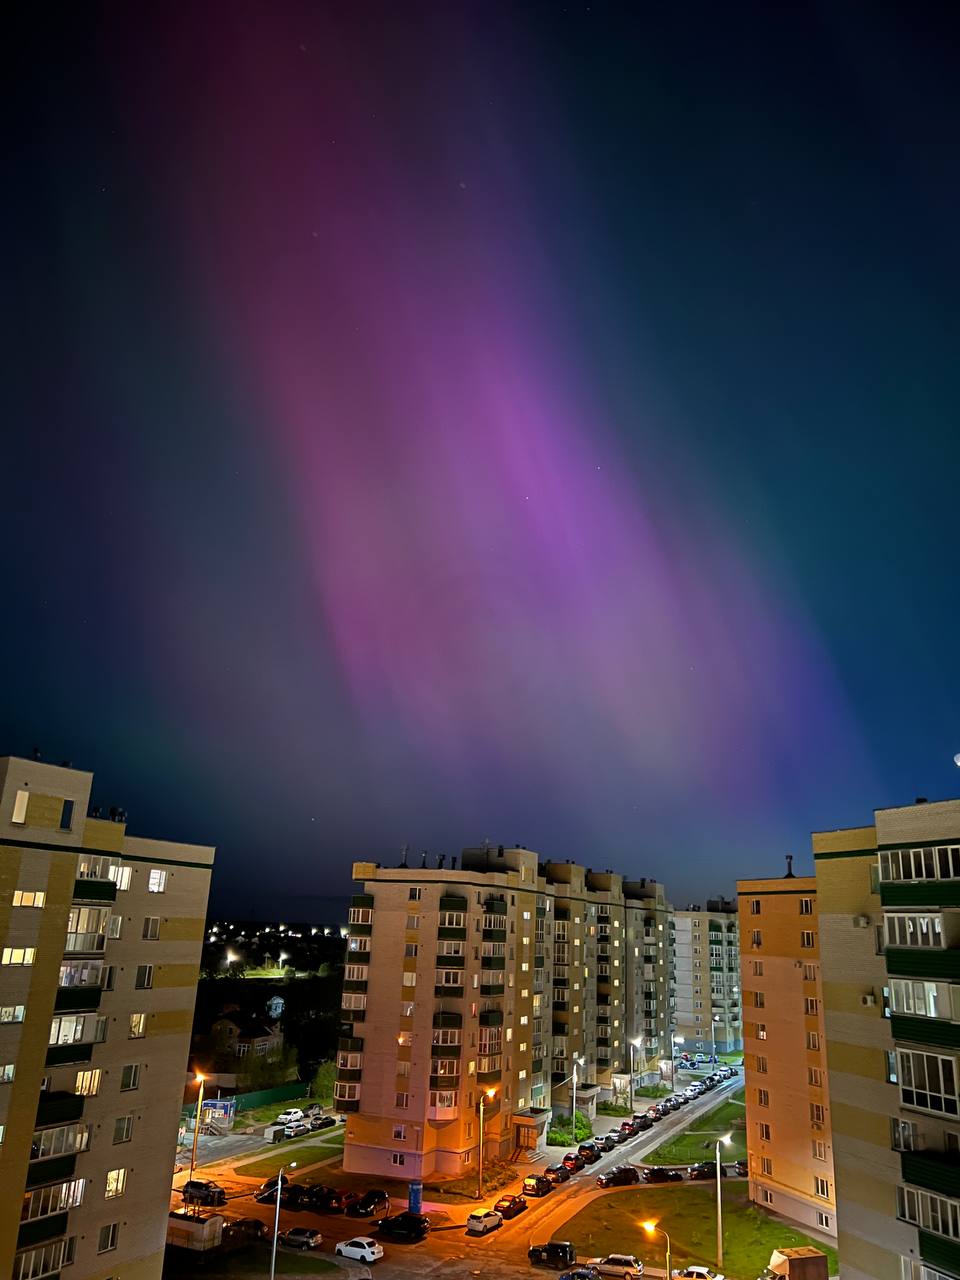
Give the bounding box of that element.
[861,993,877,1008]
[853,916,871,929]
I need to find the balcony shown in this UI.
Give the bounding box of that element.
[72,878,117,904]
[883,882,960,909]
[901,1150,960,1199]
[434,985,464,999]
[53,986,102,1014]
[17,1213,70,1252]
[433,1010,462,1028]
[891,1014,960,1050]
[427,1103,458,1121]
[479,1009,503,1027]
[479,983,503,997]
[26,1154,77,1189]
[36,1093,84,1128]
[920,1230,960,1276]
[886,949,960,981]
[45,1043,93,1068]
[477,1068,502,1085]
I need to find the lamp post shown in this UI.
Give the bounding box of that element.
[571,1053,585,1127]
[270,1160,297,1280]
[716,1132,731,1268]
[711,1014,721,1064]
[669,1035,683,1086]
[642,1220,671,1280]
[477,1089,496,1200]
[189,1073,204,1182]
[629,1038,642,1113]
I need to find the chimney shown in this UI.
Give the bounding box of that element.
[785,854,795,879]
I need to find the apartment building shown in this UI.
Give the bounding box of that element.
[0,757,214,1280]
[337,846,673,1180]
[737,870,836,1238]
[672,899,742,1055]
[815,797,960,1280]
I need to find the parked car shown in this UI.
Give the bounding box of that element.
[223,1217,267,1241]
[378,1211,431,1243]
[578,1141,602,1164]
[278,1228,323,1251]
[661,1096,680,1112]
[303,1104,322,1118]
[301,1184,332,1209]
[494,1194,527,1219]
[545,1163,571,1184]
[642,1166,683,1183]
[734,1159,748,1177]
[596,1165,640,1188]
[562,1152,586,1172]
[673,1268,724,1280]
[284,1122,311,1138]
[278,1184,308,1209]
[336,1236,384,1263]
[605,1129,627,1144]
[586,1253,644,1278]
[694,1053,708,1064]
[619,1120,640,1137]
[350,1188,391,1217]
[629,1114,653,1131]
[310,1115,337,1131]
[317,1187,361,1213]
[688,1161,727,1181]
[529,1241,577,1268]
[596,1134,618,1152]
[560,1270,601,1280]
[255,1173,290,1201]
[675,1092,690,1105]
[275,1108,305,1125]
[466,1209,503,1235]
[523,1174,554,1197]
[181,1180,226,1207]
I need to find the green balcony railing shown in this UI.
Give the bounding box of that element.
[17,1213,69,1251]
[886,950,960,980]
[901,1151,960,1199]
[891,1014,960,1050]
[25,1154,76,1189]
[920,1229,960,1276]
[72,878,117,904]
[882,883,960,909]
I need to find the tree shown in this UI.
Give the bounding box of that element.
[311,1060,335,1106]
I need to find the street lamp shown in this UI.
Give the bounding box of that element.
[269,1160,297,1280]
[571,1053,586,1127]
[710,1014,721,1065]
[189,1074,204,1183]
[629,1038,642,1113]
[278,951,289,973]
[716,1132,732,1268]
[642,1220,671,1280]
[670,1035,684,1086]
[476,1088,496,1200]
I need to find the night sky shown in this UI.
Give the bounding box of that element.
[7,2,959,915]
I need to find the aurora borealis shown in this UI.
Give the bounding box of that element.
[7,3,959,909]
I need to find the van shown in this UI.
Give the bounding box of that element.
[522,1174,553,1197]
[529,1241,576,1268]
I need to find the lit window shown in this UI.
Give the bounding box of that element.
[0,1064,15,1084]
[75,1069,101,1096]
[12,891,45,909]
[105,1168,127,1198]
[128,1014,146,1040]
[12,790,29,824]
[108,864,132,891]
[147,869,166,893]
[0,1006,25,1023]
[1,948,35,966]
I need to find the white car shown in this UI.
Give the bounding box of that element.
[284,1121,310,1138]
[276,1108,305,1124]
[587,1255,644,1278]
[466,1209,503,1235]
[673,1268,724,1280]
[336,1237,384,1263]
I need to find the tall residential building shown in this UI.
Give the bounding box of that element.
[337,846,673,1180]
[0,757,214,1280]
[815,797,960,1280]
[737,870,836,1238]
[672,900,742,1055]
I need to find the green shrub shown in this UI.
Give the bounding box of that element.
[547,1109,593,1144]
[596,1102,633,1117]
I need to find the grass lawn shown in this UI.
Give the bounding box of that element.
[647,1089,747,1164]
[235,1140,342,1178]
[235,1098,316,1128]
[165,1242,337,1277]
[557,1183,837,1279]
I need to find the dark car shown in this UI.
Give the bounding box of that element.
[494,1194,528,1219]
[278,1227,322,1251]
[578,1142,602,1164]
[181,1180,227,1207]
[596,1134,618,1153]
[734,1159,748,1177]
[223,1217,268,1241]
[630,1114,653,1131]
[310,1115,337,1131]
[530,1241,577,1269]
[349,1188,391,1217]
[255,1173,290,1203]
[562,1152,586,1172]
[317,1188,361,1213]
[523,1174,554,1197]
[301,1184,332,1210]
[596,1165,640,1188]
[279,1184,308,1209]
[378,1211,431,1243]
[545,1164,571,1184]
[642,1166,684,1183]
[560,1270,602,1280]
[688,1161,727,1180]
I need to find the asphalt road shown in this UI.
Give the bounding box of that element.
[173,1074,744,1280]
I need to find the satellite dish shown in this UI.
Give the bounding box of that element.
[954,753,960,768]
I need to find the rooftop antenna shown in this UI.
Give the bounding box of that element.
[785,854,796,879]
[399,844,409,868]
[420,851,428,870]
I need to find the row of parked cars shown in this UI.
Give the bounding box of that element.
[272,1106,338,1140]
